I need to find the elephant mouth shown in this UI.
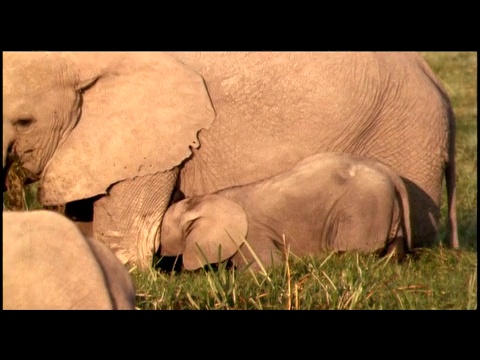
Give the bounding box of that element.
[3,152,39,194]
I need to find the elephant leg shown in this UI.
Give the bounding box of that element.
[402,178,440,248]
[93,169,178,268]
[331,213,392,253]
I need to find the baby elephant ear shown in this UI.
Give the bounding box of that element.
[181,195,248,271]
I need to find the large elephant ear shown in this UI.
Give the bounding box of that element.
[40,53,215,205]
[179,195,248,271]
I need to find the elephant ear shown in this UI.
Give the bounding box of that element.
[179,195,248,271]
[40,53,215,205]
[160,199,195,257]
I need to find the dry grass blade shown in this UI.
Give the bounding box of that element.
[396,285,431,292]
[375,248,397,270]
[186,292,201,310]
[319,252,336,268]
[321,270,337,292]
[467,270,477,310]
[282,234,293,310]
[294,282,300,310]
[225,229,272,284]
[248,297,264,310]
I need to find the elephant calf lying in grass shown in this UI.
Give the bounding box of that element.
[159,152,412,271]
[3,210,136,310]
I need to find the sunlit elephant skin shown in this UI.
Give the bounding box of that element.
[3,52,457,268]
[3,210,136,310]
[160,152,412,270]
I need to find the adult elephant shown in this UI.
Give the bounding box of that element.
[2,52,458,268]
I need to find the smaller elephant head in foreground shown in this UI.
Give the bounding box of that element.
[3,210,136,310]
[159,152,412,271]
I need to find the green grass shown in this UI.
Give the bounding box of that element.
[133,248,477,310]
[4,52,477,310]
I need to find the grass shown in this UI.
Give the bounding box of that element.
[4,52,477,310]
[133,248,477,310]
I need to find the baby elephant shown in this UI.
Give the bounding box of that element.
[3,210,136,310]
[160,152,412,271]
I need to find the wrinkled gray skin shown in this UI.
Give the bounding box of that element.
[3,210,136,310]
[2,52,457,268]
[159,153,412,270]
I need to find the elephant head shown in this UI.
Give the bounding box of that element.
[2,52,215,205]
[160,195,248,270]
[2,53,86,173]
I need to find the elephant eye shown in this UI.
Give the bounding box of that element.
[13,118,35,131]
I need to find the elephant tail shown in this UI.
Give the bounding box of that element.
[393,175,412,252]
[445,107,459,249]
[377,161,412,252]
